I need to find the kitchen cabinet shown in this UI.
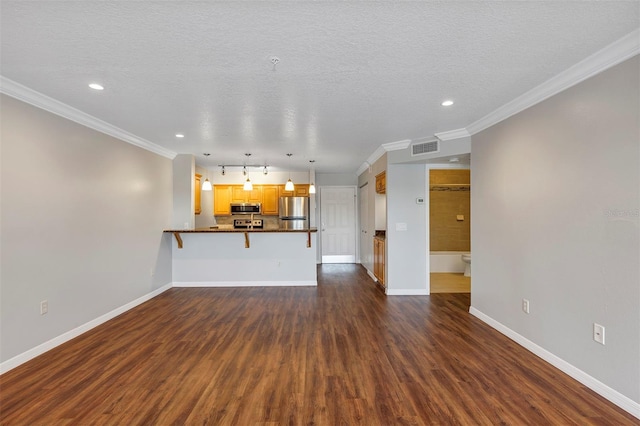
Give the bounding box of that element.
[375,171,386,194]
[373,236,385,286]
[279,184,310,198]
[213,185,231,215]
[231,185,263,204]
[214,184,310,216]
[194,174,202,215]
[262,185,279,215]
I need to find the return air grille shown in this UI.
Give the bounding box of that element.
[411,140,439,156]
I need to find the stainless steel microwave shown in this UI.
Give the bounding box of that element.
[230,203,261,215]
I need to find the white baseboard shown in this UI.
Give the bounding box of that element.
[366,269,378,282]
[469,306,640,420]
[386,288,429,296]
[173,281,317,287]
[0,283,172,375]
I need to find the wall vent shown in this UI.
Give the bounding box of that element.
[411,140,439,156]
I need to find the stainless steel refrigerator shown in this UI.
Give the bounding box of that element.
[279,197,309,230]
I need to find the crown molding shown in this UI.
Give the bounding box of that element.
[467,29,640,135]
[434,128,470,141]
[356,162,370,176]
[0,76,177,159]
[382,139,411,151]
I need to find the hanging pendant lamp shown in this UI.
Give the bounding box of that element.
[202,154,212,191]
[285,153,294,191]
[308,160,316,194]
[243,153,253,190]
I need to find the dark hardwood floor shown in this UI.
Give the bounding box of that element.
[0,264,636,425]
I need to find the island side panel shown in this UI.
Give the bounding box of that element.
[171,232,317,286]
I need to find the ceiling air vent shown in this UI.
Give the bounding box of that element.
[411,140,439,156]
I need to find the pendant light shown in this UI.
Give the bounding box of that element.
[308,160,316,194]
[202,154,212,191]
[202,175,212,191]
[285,153,294,191]
[243,153,253,191]
[243,171,253,191]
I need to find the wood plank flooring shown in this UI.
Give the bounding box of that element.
[1,264,636,425]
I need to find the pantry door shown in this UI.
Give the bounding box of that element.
[320,186,356,263]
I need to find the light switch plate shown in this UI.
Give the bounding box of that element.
[396,223,408,231]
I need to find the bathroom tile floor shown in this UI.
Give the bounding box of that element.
[430,272,471,293]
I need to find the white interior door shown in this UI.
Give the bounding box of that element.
[359,184,370,266]
[321,187,356,263]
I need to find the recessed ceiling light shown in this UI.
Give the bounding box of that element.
[88,83,104,90]
[175,134,184,138]
[441,100,454,106]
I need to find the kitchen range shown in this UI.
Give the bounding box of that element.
[233,218,263,229]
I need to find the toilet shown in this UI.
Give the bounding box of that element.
[461,253,471,277]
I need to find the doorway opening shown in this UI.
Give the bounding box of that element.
[429,169,471,293]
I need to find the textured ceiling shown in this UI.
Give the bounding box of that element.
[1,1,638,173]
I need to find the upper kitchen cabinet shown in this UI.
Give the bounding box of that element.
[194,174,202,215]
[213,185,231,215]
[375,171,386,194]
[262,185,279,215]
[231,185,263,204]
[279,184,310,198]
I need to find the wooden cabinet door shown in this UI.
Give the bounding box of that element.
[194,174,202,215]
[231,185,246,203]
[375,171,386,194]
[373,238,385,285]
[246,186,263,204]
[378,239,385,285]
[213,185,231,215]
[279,184,309,198]
[262,185,279,215]
[294,184,309,197]
[279,185,295,198]
[231,185,262,204]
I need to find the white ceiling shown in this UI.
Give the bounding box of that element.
[1,1,638,173]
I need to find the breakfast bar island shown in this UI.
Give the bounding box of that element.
[164,227,318,287]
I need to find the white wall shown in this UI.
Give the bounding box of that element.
[316,173,357,186]
[195,165,216,229]
[172,154,194,229]
[385,163,428,295]
[172,232,317,286]
[471,56,639,404]
[0,94,173,366]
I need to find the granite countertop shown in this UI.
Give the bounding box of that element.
[164,227,317,233]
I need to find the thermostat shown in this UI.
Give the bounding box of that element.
[416,197,425,204]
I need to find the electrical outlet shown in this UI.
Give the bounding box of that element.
[40,300,48,315]
[593,323,605,345]
[522,299,530,314]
